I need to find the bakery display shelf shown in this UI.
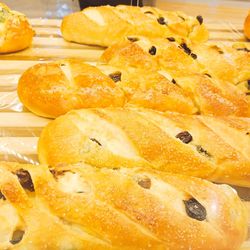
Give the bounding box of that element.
[0,16,249,248]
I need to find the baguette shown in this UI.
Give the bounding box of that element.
[17,57,249,118]
[0,3,34,53]
[38,108,250,187]
[0,161,247,249]
[61,5,209,47]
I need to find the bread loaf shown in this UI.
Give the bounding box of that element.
[0,161,247,249]
[38,108,250,187]
[61,5,209,47]
[0,3,34,53]
[17,56,249,118]
[17,59,197,118]
[244,11,250,39]
[100,37,250,116]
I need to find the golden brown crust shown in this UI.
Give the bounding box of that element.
[61,5,208,47]
[100,37,250,117]
[244,11,250,39]
[18,60,126,118]
[18,59,197,118]
[38,108,250,187]
[0,161,247,249]
[0,3,34,53]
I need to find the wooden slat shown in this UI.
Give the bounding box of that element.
[32,37,105,50]
[0,48,103,61]
[0,113,50,127]
[0,60,50,74]
[0,60,96,75]
[34,27,62,37]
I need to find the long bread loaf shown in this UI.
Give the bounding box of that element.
[38,108,250,187]
[0,161,247,249]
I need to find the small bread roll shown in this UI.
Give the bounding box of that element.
[244,10,250,39]
[0,3,34,53]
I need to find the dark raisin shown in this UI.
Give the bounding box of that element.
[10,230,25,244]
[176,131,193,144]
[204,73,212,78]
[167,37,175,42]
[0,191,6,200]
[183,198,206,221]
[60,63,66,66]
[15,169,34,192]
[218,50,224,54]
[149,46,157,55]
[196,15,203,25]
[236,48,250,52]
[247,80,250,90]
[137,177,151,189]
[246,132,249,135]
[180,43,191,55]
[246,93,250,95]
[90,138,102,146]
[127,37,139,42]
[196,145,211,157]
[144,11,153,15]
[172,79,176,84]
[109,72,122,83]
[157,17,167,25]
[190,53,197,59]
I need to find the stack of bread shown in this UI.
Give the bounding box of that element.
[1,3,250,249]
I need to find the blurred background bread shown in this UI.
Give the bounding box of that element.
[244,10,250,39]
[0,2,34,53]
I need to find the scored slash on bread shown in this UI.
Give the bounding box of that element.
[38,108,250,187]
[0,161,248,249]
[61,5,209,47]
[0,3,34,53]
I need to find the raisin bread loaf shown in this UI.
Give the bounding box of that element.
[0,161,247,249]
[17,57,248,118]
[38,108,250,187]
[61,5,208,47]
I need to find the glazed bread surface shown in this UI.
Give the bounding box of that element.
[100,37,250,117]
[38,108,250,187]
[17,53,249,118]
[61,5,209,47]
[0,3,34,53]
[0,161,248,249]
[17,59,197,118]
